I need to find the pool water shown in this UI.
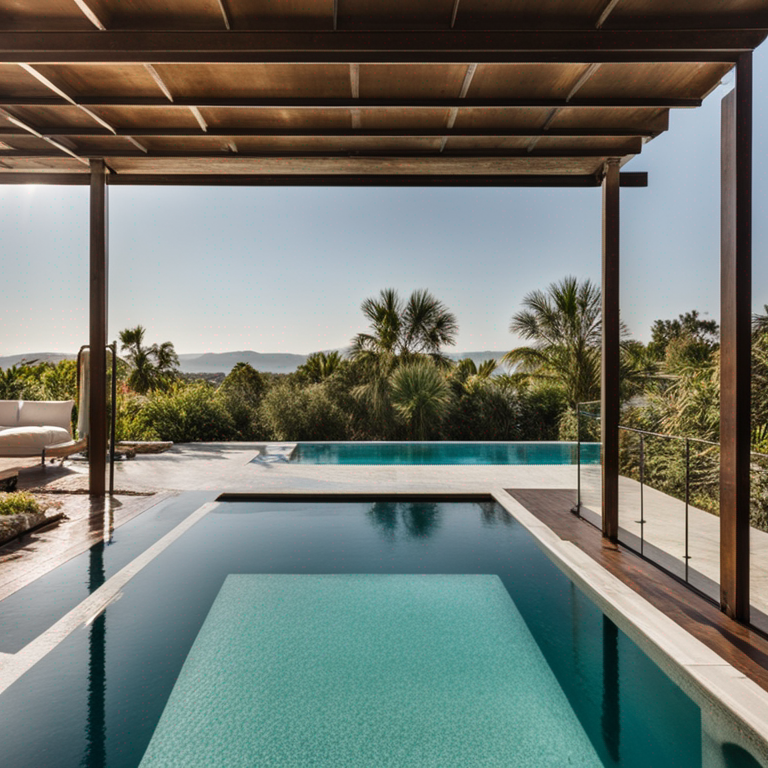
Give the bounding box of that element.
[0,498,701,767]
[290,441,602,465]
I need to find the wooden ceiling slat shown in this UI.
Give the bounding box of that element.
[226,0,334,30]
[152,64,352,99]
[576,61,734,99]
[0,6,763,183]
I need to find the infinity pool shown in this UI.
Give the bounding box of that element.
[290,441,602,465]
[0,496,704,767]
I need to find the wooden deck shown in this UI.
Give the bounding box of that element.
[506,488,768,694]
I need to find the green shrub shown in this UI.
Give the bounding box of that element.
[0,492,42,516]
[130,382,237,442]
[260,380,348,441]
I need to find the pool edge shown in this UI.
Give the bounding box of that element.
[491,487,768,765]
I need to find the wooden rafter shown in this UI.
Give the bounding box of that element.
[189,106,208,132]
[441,62,476,152]
[527,63,602,152]
[144,64,174,102]
[596,0,623,29]
[349,63,360,129]
[0,107,88,165]
[72,0,107,31]
[215,0,232,31]
[450,0,461,29]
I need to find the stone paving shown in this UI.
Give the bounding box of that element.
[5,441,768,622]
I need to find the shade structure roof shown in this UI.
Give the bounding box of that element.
[0,0,765,184]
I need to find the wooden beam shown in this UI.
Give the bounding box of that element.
[0,171,647,187]
[720,54,752,622]
[1,143,643,159]
[0,30,762,64]
[189,106,208,132]
[442,62,476,151]
[349,63,360,129]
[601,158,621,541]
[0,96,702,109]
[0,126,656,138]
[215,0,232,31]
[89,159,108,497]
[450,0,461,29]
[0,107,88,164]
[144,64,174,102]
[596,0,623,30]
[72,0,107,31]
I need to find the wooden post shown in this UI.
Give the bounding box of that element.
[602,159,621,541]
[720,53,752,622]
[89,159,108,497]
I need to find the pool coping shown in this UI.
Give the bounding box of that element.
[3,488,768,763]
[490,488,768,764]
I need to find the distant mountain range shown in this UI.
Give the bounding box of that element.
[1,349,507,375]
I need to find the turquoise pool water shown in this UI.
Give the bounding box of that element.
[290,441,601,465]
[0,498,702,767]
[141,575,601,767]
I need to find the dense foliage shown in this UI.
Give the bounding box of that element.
[5,282,768,530]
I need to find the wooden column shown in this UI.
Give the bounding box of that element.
[720,53,752,622]
[602,159,621,541]
[89,159,108,497]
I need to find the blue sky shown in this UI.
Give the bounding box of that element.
[1,48,767,357]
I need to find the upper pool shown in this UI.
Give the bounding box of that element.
[290,441,601,465]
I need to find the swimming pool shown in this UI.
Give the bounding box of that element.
[289,441,602,465]
[0,495,722,767]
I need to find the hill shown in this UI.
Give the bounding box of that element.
[2,349,508,375]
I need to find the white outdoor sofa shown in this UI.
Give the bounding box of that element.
[0,400,87,463]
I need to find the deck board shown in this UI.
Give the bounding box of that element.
[505,488,768,692]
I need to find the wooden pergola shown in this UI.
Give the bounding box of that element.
[0,0,765,622]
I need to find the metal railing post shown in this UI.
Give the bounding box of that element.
[640,433,645,556]
[685,438,690,582]
[576,405,581,515]
[109,342,117,497]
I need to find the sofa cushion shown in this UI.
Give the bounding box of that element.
[0,401,19,427]
[0,426,73,457]
[18,400,74,433]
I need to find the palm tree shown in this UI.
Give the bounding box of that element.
[503,277,602,408]
[754,305,768,336]
[298,351,344,383]
[119,325,179,394]
[350,288,458,364]
[389,360,452,440]
[350,289,458,430]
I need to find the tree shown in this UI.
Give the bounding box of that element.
[350,288,458,364]
[503,277,603,408]
[648,310,719,361]
[119,325,179,394]
[389,360,452,440]
[297,351,345,383]
[350,289,458,432]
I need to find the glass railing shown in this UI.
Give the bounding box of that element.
[574,403,768,630]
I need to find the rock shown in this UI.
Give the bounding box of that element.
[0,510,48,545]
[116,441,173,455]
